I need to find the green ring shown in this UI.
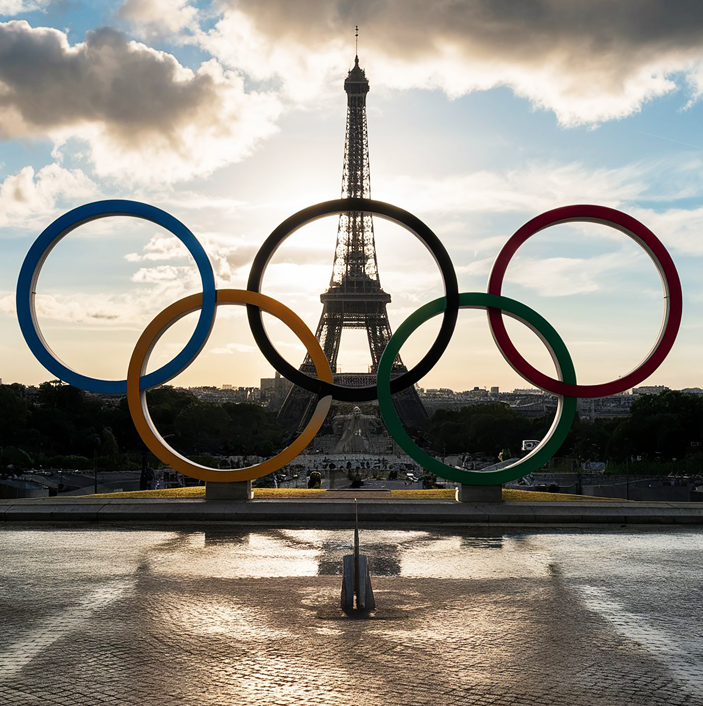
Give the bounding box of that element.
[377,293,577,485]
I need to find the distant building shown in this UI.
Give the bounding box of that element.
[422,388,456,399]
[511,397,557,418]
[577,394,633,420]
[632,385,669,396]
[260,372,293,409]
[187,385,260,404]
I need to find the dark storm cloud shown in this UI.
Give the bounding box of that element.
[223,0,703,57]
[0,20,281,181]
[208,0,703,124]
[0,22,218,141]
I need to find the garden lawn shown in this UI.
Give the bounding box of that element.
[83,487,626,502]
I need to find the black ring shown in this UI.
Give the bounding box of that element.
[246,198,459,401]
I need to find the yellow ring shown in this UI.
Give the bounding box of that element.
[126,289,332,482]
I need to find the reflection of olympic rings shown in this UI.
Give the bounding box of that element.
[126,289,332,482]
[16,200,217,394]
[487,205,683,398]
[246,198,459,402]
[16,198,683,486]
[377,293,577,485]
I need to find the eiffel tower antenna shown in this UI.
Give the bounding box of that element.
[278,49,427,430]
[355,25,359,57]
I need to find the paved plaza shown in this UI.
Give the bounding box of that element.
[1,526,702,705]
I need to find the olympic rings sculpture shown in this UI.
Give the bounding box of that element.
[16,198,683,486]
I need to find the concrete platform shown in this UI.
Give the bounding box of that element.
[1,497,702,525]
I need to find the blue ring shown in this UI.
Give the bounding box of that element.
[16,200,216,394]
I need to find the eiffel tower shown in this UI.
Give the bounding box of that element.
[277,47,427,431]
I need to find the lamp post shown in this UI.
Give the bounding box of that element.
[576,460,583,495]
[92,434,102,494]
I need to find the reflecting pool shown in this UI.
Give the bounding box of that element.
[1,526,701,706]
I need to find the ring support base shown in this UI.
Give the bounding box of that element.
[457,484,503,503]
[205,481,252,501]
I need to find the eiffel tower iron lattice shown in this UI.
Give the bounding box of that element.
[277,53,428,430]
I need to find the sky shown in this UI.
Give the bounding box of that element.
[0,0,701,395]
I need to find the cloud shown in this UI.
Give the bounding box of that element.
[0,229,230,328]
[0,289,136,324]
[196,0,703,124]
[0,21,282,183]
[31,294,122,322]
[124,230,253,282]
[0,164,97,229]
[631,205,703,257]
[153,192,246,214]
[0,292,13,313]
[117,0,198,38]
[131,264,196,286]
[0,1,51,15]
[193,9,348,105]
[210,342,257,355]
[376,158,703,260]
[0,256,201,326]
[125,234,189,262]
[121,214,343,291]
[504,251,647,297]
[382,162,648,216]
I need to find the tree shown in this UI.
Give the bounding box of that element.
[175,403,231,453]
[0,385,28,447]
[428,403,534,456]
[608,390,703,461]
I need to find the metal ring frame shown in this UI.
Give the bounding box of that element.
[16,200,217,395]
[126,289,332,482]
[487,205,683,398]
[377,293,577,485]
[246,198,459,401]
[15,199,682,485]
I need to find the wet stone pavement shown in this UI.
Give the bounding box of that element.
[0,526,702,706]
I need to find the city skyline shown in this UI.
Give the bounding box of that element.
[0,1,702,394]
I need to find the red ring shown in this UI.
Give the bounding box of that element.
[487,205,683,398]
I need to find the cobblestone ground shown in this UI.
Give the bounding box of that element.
[0,527,701,706]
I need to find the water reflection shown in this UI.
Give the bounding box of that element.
[10,526,695,586]
[316,541,402,576]
[460,536,504,550]
[2,526,702,705]
[130,528,554,580]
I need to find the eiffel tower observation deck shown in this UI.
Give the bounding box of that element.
[277,49,427,431]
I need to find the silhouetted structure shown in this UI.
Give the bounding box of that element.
[278,51,427,430]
